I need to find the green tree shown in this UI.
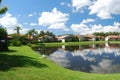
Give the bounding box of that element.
[0,0,8,51]
[27,29,38,43]
[39,30,45,36]
[93,32,106,40]
[0,0,7,14]
[39,30,57,42]
[0,26,8,51]
[14,25,22,35]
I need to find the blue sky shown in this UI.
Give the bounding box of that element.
[0,0,120,35]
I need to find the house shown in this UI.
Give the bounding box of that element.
[56,35,70,43]
[86,34,96,41]
[76,34,96,41]
[75,34,85,41]
[105,35,120,41]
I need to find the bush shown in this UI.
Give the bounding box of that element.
[12,40,21,46]
[19,36,29,45]
[0,27,8,51]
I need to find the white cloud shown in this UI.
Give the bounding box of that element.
[96,11,112,19]
[71,0,120,19]
[72,0,92,12]
[71,23,90,34]
[28,14,33,17]
[0,13,30,34]
[24,23,28,25]
[38,8,69,31]
[0,13,21,34]
[0,13,18,28]
[60,2,65,6]
[20,28,30,34]
[60,2,71,7]
[82,18,95,24]
[28,12,36,17]
[48,23,69,31]
[71,21,120,34]
[89,0,120,19]
[30,23,37,26]
[114,22,120,27]
[8,28,29,34]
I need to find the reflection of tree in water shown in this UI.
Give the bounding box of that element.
[95,44,105,48]
[42,47,59,55]
[33,43,120,55]
[33,45,59,55]
[108,43,120,48]
[64,46,79,52]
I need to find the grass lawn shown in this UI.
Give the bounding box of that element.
[0,46,120,80]
[31,41,107,47]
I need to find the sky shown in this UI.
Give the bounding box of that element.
[0,0,120,35]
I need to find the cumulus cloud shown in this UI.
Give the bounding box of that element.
[72,0,92,12]
[28,14,33,17]
[28,12,36,17]
[71,21,120,34]
[89,0,120,19]
[82,18,95,24]
[0,13,20,34]
[71,23,90,34]
[0,13,30,34]
[38,8,69,31]
[60,2,71,7]
[71,0,120,19]
[0,13,18,28]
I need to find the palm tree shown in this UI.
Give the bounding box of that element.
[14,25,22,35]
[26,29,38,43]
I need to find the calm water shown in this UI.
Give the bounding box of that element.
[34,43,120,74]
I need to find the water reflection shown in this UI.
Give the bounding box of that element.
[35,43,120,74]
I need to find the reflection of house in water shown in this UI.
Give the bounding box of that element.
[62,45,66,49]
[105,42,120,49]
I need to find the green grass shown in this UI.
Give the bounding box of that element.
[0,46,120,80]
[31,41,107,47]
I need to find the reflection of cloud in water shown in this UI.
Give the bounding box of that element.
[49,49,71,67]
[90,59,120,74]
[48,47,120,73]
[72,47,120,57]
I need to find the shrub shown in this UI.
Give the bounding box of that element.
[0,27,8,51]
[12,40,21,46]
[19,36,29,45]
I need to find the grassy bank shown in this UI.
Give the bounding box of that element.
[31,41,107,47]
[0,46,120,80]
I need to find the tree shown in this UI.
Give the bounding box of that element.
[0,26,8,51]
[39,30,45,36]
[0,0,8,51]
[26,29,38,43]
[93,32,106,40]
[39,30,57,42]
[14,25,22,35]
[0,0,7,14]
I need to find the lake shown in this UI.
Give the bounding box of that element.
[34,43,120,74]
